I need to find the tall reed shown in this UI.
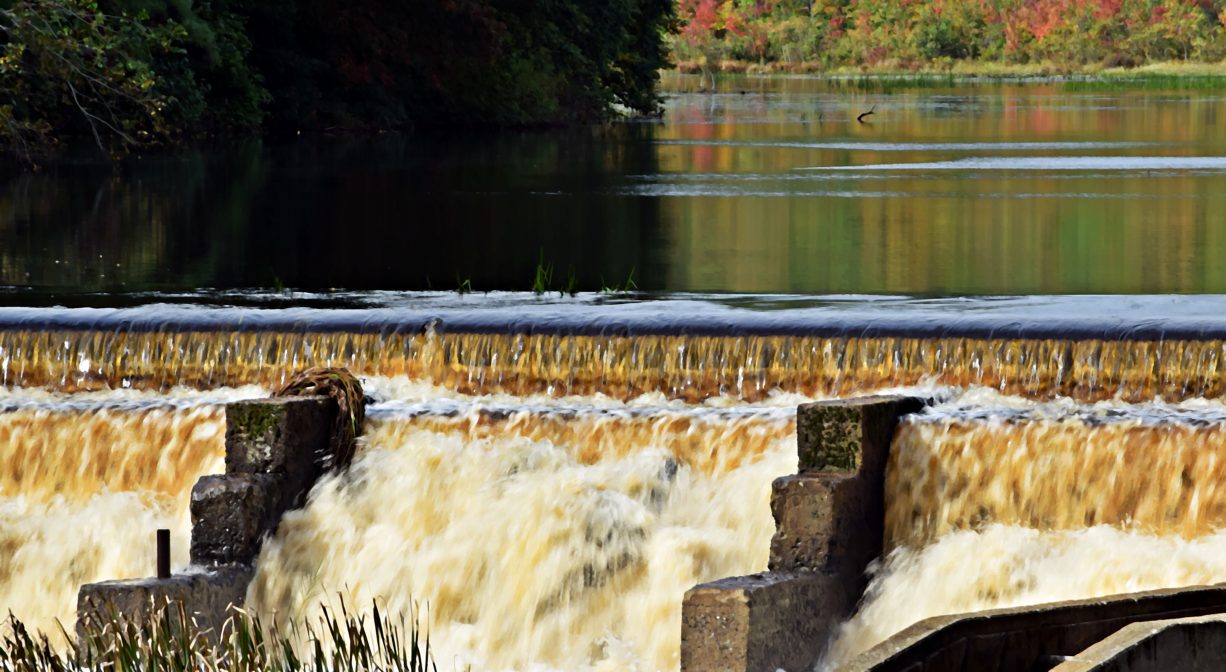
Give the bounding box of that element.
[3,599,435,672]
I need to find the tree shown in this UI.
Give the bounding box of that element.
[0,0,180,158]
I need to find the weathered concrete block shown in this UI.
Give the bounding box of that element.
[77,565,253,643]
[772,396,927,575]
[796,396,928,476]
[681,571,854,672]
[225,396,336,500]
[682,397,930,672]
[770,473,875,576]
[797,402,864,473]
[190,474,286,566]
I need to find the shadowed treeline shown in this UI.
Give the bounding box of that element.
[0,0,674,159]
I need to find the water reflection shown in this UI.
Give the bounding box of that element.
[656,75,1226,294]
[0,131,666,295]
[3,75,1226,296]
[813,157,1226,170]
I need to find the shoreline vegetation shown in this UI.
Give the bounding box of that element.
[664,60,1226,92]
[670,1,1226,78]
[6,1,1226,163]
[672,59,1226,80]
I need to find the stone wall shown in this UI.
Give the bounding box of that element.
[680,396,928,672]
[77,396,337,640]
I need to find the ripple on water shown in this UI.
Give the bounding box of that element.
[805,155,1226,171]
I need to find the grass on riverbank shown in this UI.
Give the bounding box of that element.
[3,600,435,672]
[673,59,1226,89]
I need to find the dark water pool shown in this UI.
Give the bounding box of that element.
[4,74,1226,298]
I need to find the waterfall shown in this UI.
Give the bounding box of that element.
[7,299,1226,668]
[823,391,1226,667]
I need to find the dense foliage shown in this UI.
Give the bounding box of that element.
[673,0,1226,70]
[0,0,674,158]
[245,0,674,129]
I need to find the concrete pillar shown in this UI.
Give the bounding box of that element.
[682,572,856,672]
[223,396,336,508]
[190,474,287,566]
[76,396,337,641]
[681,395,928,672]
[194,395,336,566]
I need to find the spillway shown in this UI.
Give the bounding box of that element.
[7,294,1226,669]
[6,295,1226,401]
[248,400,797,670]
[0,389,252,640]
[823,391,1226,668]
[886,395,1226,547]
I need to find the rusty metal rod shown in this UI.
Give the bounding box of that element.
[156,529,171,579]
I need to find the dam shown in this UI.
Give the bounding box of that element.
[6,293,1226,669]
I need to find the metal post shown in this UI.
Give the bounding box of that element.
[157,529,171,579]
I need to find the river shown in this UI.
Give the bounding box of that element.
[4,74,1226,298]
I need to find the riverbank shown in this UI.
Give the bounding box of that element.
[673,59,1226,83]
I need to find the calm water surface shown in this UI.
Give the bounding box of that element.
[3,74,1226,297]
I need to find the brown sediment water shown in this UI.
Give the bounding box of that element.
[3,327,1226,402]
[885,414,1226,549]
[9,309,1226,668]
[0,399,228,640]
[246,404,798,671]
[0,381,801,669]
[0,404,226,502]
[823,393,1226,668]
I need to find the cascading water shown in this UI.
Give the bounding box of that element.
[7,296,1226,669]
[7,294,1226,402]
[822,391,1226,668]
[0,388,257,640]
[247,395,799,670]
[0,375,803,666]
[5,326,1226,402]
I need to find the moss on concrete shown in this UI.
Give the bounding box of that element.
[797,404,863,473]
[226,401,285,442]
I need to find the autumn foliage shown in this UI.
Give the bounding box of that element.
[672,0,1226,68]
